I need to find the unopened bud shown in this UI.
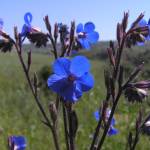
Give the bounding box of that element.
[131,13,144,29]
[54,23,58,40]
[122,12,129,32]
[44,15,51,33]
[107,48,115,66]
[33,72,38,95]
[14,26,19,41]
[49,102,57,123]
[117,23,123,46]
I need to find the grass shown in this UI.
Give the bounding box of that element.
[0,44,150,149]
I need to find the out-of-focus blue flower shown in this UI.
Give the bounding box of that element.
[138,19,147,27]
[0,18,3,30]
[21,12,33,37]
[94,109,118,136]
[108,127,119,136]
[147,18,150,40]
[8,136,27,150]
[76,22,99,49]
[47,56,94,102]
[71,50,78,55]
[58,23,69,36]
[58,23,70,46]
[137,19,150,45]
[94,111,100,121]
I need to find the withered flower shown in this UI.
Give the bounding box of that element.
[124,81,150,103]
[0,38,13,52]
[141,117,150,136]
[26,27,49,47]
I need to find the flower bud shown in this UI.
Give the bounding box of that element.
[44,15,51,33]
[49,102,57,123]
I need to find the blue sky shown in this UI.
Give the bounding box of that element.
[0,0,150,40]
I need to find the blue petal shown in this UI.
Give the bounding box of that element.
[87,31,99,43]
[71,50,78,55]
[47,75,82,101]
[61,82,82,102]
[147,35,150,40]
[148,18,150,26]
[76,23,84,33]
[24,12,33,25]
[53,57,71,76]
[47,74,68,93]
[94,111,100,121]
[111,118,116,126]
[137,42,145,46]
[20,24,31,37]
[77,72,94,92]
[108,127,119,136]
[84,22,95,33]
[0,18,4,30]
[79,39,91,49]
[70,56,91,77]
[138,19,147,27]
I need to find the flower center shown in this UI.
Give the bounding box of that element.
[68,74,76,82]
[78,32,87,38]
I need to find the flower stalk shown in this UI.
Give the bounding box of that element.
[13,27,60,150]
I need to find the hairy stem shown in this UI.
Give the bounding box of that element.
[67,105,75,150]
[63,104,70,150]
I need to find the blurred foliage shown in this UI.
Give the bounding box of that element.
[37,65,53,96]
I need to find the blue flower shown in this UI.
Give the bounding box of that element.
[94,109,118,136]
[47,56,94,102]
[76,22,99,49]
[8,136,27,150]
[21,12,33,37]
[137,19,150,45]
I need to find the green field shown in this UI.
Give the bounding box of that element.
[0,43,150,150]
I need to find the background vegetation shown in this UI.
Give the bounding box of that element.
[0,42,150,149]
